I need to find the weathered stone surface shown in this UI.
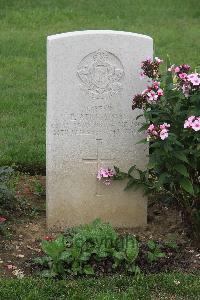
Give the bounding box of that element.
[47,30,153,228]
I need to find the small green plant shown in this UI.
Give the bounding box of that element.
[165,240,178,250]
[113,235,140,273]
[68,219,118,275]
[147,240,166,263]
[165,235,179,250]
[41,235,66,277]
[35,220,177,278]
[32,178,45,197]
[37,219,140,277]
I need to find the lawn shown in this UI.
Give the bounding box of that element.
[0,0,199,169]
[0,273,200,300]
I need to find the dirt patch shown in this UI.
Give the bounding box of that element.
[0,175,199,278]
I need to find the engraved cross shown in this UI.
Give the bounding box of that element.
[82,138,115,196]
[82,138,113,169]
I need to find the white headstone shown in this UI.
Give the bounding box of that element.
[47,30,153,228]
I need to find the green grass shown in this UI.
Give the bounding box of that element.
[0,273,199,300]
[0,0,199,168]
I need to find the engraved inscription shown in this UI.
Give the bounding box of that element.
[77,49,124,99]
[51,113,141,138]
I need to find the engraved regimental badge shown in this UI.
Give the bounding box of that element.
[77,49,124,99]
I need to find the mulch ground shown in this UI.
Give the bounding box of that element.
[0,175,199,278]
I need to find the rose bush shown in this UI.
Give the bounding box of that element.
[101,57,200,241]
[131,57,199,240]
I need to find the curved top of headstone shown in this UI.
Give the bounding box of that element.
[47,30,152,41]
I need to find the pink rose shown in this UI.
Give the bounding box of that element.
[187,73,200,85]
[153,81,160,89]
[175,67,180,73]
[97,168,115,180]
[160,129,169,140]
[147,124,155,132]
[147,90,158,102]
[184,120,190,128]
[179,73,187,80]
[160,123,170,130]
[191,119,200,131]
[188,116,196,124]
[184,116,200,131]
[155,57,163,64]
[157,89,164,96]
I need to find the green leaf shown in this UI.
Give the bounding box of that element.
[174,164,189,177]
[40,270,57,278]
[149,141,161,149]
[180,177,194,195]
[71,261,81,275]
[173,152,188,163]
[194,184,200,194]
[147,240,156,250]
[156,172,171,188]
[128,165,136,175]
[125,236,139,262]
[147,252,154,263]
[60,251,72,262]
[41,235,66,261]
[134,265,141,275]
[127,264,137,273]
[80,251,91,261]
[113,165,128,180]
[124,178,137,190]
[96,249,108,258]
[156,252,166,258]
[174,140,184,148]
[114,166,119,173]
[113,251,124,261]
[166,54,171,69]
[83,265,94,275]
[33,256,51,266]
[165,240,178,250]
[147,159,157,169]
